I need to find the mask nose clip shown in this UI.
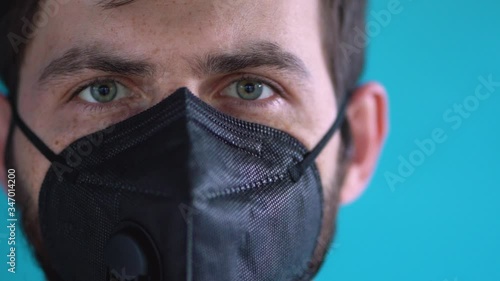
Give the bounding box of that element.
[104,221,162,281]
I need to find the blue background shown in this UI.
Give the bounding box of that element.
[1,0,499,280]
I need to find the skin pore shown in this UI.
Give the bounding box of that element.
[0,0,388,278]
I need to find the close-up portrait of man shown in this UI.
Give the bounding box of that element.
[0,0,389,280]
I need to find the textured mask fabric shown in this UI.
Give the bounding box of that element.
[31,88,324,281]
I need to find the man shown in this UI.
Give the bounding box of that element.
[0,0,388,280]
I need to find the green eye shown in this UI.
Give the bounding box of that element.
[90,82,117,103]
[222,78,274,101]
[78,80,131,104]
[237,80,264,100]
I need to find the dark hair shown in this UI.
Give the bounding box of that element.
[0,0,36,104]
[0,0,366,104]
[322,0,367,98]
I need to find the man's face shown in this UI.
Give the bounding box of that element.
[2,0,388,277]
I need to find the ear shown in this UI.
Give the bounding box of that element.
[0,94,12,190]
[340,82,389,205]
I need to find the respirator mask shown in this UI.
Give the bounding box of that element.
[12,87,349,281]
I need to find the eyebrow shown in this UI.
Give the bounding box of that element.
[38,41,310,86]
[97,0,137,9]
[193,42,310,80]
[38,46,156,85]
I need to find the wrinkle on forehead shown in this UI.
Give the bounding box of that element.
[31,0,316,50]
[20,0,323,105]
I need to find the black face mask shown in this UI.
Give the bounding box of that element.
[12,88,349,281]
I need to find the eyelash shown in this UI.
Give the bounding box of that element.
[69,76,135,113]
[224,74,284,97]
[69,74,285,113]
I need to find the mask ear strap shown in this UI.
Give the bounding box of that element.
[288,92,352,182]
[11,108,62,163]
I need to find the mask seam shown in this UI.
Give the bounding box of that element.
[201,172,288,200]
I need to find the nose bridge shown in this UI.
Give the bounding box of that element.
[152,62,203,103]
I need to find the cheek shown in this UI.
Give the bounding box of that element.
[316,134,341,192]
[12,128,52,206]
[285,90,340,191]
[288,95,337,149]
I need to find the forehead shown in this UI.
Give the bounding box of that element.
[28,0,322,67]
